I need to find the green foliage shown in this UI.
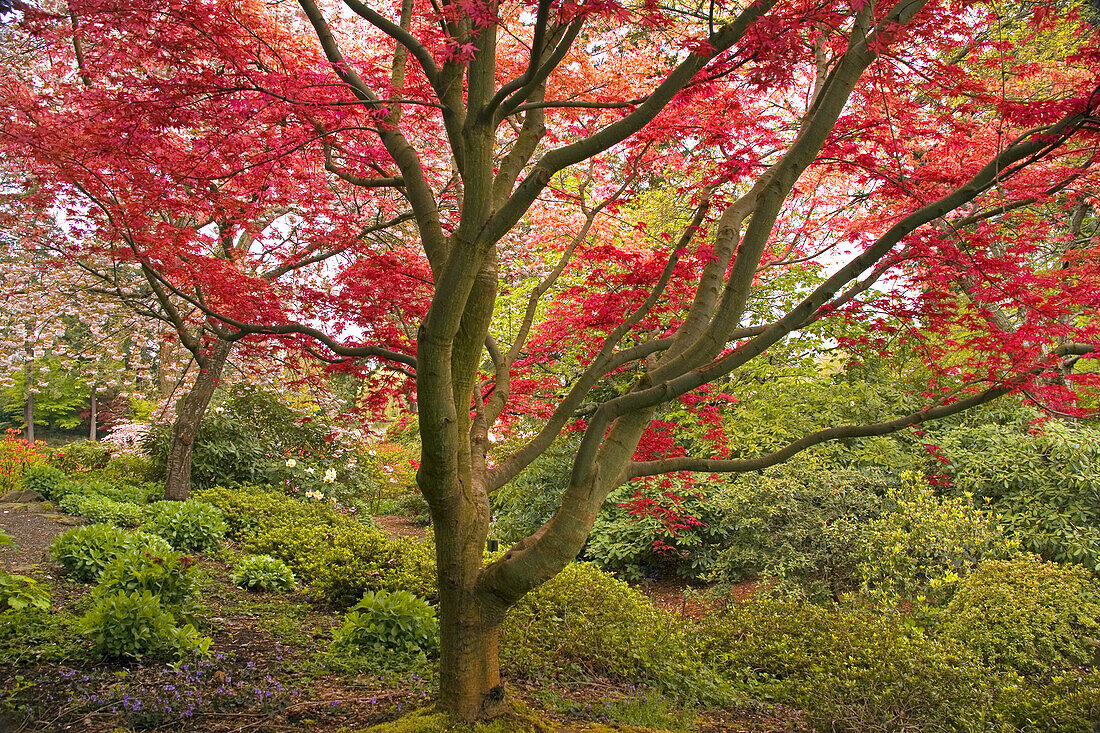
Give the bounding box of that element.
[990,669,1100,733]
[936,420,1100,572]
[193,484,346,542]
[491,436,577,545]
[242,520,436,606]
[0,571,51,612]
[19,463,66,497]
[3,357,90,431]
[696,598,989,732]
[78,589,211,659]
[104,452,157,484]
[331,589,439,657]
[501,564,715,701]
[142,498,227,553]
[856,476,1018,601]
[59,493,144,527]
[0,608,80,665]
[704,466,889,599]
[49,439,113,474]
[944,555,1100,676]
[50,524,172,582]
[232,554,296,592]
[96,549,196,609]
[585,481,731,582]
[147,386,352,495]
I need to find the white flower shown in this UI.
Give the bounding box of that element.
[305,467,315,475]
[286,458,297,468]
[214,406,225,413]
[305,489,322,500]
[323,468,337,483]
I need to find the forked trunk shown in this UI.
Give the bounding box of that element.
[164,341,231,501]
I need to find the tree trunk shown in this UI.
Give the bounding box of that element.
[434,511,508,721]
[164,340,231,501]
[89,390,97,441]
[23,336,34,443]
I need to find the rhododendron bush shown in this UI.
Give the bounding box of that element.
[2,0,1099,719]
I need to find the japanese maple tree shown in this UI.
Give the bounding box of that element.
[6,0,1100,721]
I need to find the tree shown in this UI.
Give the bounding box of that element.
[7,0,1100,720]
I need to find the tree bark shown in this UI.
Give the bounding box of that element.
[89,390,97,441]
[164,340,232,501]
[23,334,34,443]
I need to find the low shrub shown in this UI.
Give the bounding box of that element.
[59,493,144,527]
[49,439,112,474]
[50,525,171,582]
[856,477,1018,601]
[331,589,439,657]
[193,484,348,542]
[19,464,66,498]
[241,522,436,606]
[105,453,158,484]
[943,555,1100,676]
[695,597,989,732]
[96,549,196,609]
[78,589,211,659]
[0,608,81,666]
[233,554,296,592]
[0,571,51,612]
[142,499,227,553]
[501,563,715,701]
[990,669,1100,733]
[704,467,888,599]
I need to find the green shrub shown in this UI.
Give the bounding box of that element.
[491,436,577,544]
[703,466,888,599]
[990,669,1100,733]
[501,563,713,700]
[78,589,211,659]
[49,439,112,473]
[59,493,144,527]
[856,476,1018,601]
[332,589,438,657]
[96,549,196,609]
[50,525,171,582]
[944,555,1100,676]
[0,607,80,665]
[696,597,989,732]
[0,571,50,612]
[19,464,66,498]
[193,484,349,542]
[241,521,436,606]
[142,499,227,553]
[105,453,158,484]
[233,554,296,592]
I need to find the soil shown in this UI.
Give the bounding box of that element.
[0,505,82,573]
[372,514,429,541]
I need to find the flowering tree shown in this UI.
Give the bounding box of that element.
[6,0,1100,720]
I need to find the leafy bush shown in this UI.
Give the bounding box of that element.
[147,386,351,494]
[241,521,436,606]
[0,430,47,494]
[49,439,112,474]
[491,436,577,544]
[193,484,348,542]
[19,464,66,498]
[696,597,989,732]
[0,571,50,612]
[142,499,227,553]
[937,421,1100,572]
[96,550,196,609]
[50,524,171,582]
[990,669,1100,733]
[78,589,211,659]
[331,589,439,657]
[856,476,1018,601]
[943,555,1100,676]
[105,452,158,484]
[59,493,144,527]
[586,480,732,582]
[233,555,296,592]
[703,466,888,599]
[501,563,715,700]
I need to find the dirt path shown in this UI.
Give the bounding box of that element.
[0,506,81,573]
